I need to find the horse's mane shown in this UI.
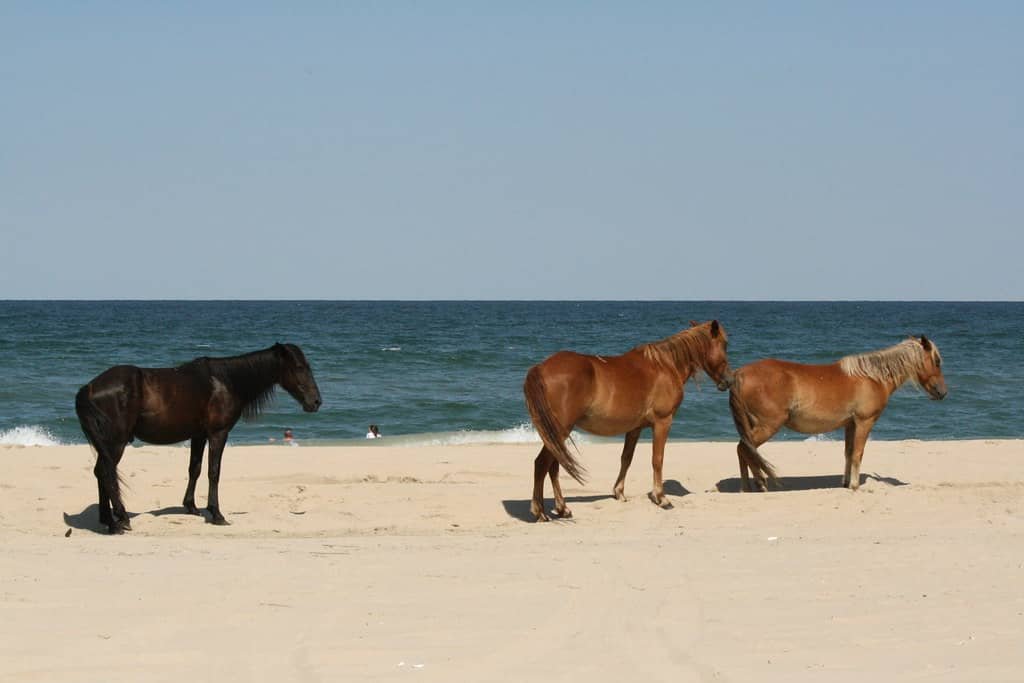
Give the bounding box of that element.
[192,348,280,420]
[839,338,940,387]
[635,324,721,374]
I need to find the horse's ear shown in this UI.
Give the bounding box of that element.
[710,320,721,337]
[920,335,933,352]
[689,320,699,327]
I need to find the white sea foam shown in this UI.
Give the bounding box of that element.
[0,425,64,447]
[803,433,836,442]
[382,423,605,448]
[380,346,402,352]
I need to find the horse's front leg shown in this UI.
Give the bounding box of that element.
[206,431,230,525]
[845,418,877,491]
[182,436,206,515]
[613,428,642,501]
[648,419,672,508]
[842,423,855,488]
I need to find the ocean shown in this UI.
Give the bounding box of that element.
[0,301,1020,447]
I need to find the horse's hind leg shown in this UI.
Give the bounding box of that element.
[109,445,131,532]
[531,448,554,522]
[94,444,130,533]
[738,421,781,492]
[182,437,206,515]
[737,442,767,492]
[736,446,751,492]
[94,467,113,529]
[548,459,571,518]
[613,428,641,501]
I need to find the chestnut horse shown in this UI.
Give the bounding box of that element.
[523,320,761,521]
[75,343,322,533]
[729,336,947,492]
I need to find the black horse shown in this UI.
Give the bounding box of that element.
[75,343,322,533]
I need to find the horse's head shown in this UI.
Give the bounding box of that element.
[916,336,947,400]
[274,343,323,412]
[691,319,733,390]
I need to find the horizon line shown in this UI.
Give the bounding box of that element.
[2,298,1022,304]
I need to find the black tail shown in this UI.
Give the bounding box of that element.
[523,366,586,484]
[728,387,778,486]
[75,385,126,501]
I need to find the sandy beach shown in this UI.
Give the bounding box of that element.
[2,439,1022,681]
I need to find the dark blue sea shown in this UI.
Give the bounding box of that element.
[0,301,1020,447]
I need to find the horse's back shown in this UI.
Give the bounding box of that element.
[737,358,844,384]
[79,365,144,402]
[732,359,816,417]
[76,365,145,444]
[533,351,598,394]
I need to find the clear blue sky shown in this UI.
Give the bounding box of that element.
[3,3,1021,300]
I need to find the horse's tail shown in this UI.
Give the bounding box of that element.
[75,384,126,499]
[523,365,586,484]
[728,383,778,486]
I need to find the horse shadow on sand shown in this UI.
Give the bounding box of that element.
[63,504,247,533]
[147,505,248,523]
[63,505,141,534]
[501,479,692,522]
[714,472,908,493]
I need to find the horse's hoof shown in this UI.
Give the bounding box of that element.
[183,503,202,516]
[648,492,663,506]
[209,517,231,526]
[613,491,627,502]
[556,508,573,519]
[534,512,550,523]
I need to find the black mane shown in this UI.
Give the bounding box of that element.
[189,347,281,421]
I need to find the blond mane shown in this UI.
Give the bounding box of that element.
[636,323,722,375]
[839,338,941,387]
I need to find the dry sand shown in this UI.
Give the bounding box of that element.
[2,439,1023,682]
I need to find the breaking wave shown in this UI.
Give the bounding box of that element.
[0,425,64,447]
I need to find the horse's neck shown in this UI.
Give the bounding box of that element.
[219,353,281,400]
[675,344,706,383]
[849,366,904,397]
[655,351,698,383]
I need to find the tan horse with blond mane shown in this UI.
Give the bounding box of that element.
[523,320,763,522]
[729,336,947,492]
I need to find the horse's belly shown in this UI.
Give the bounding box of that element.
[786,413,847,435]
[133,418,195,445]
[576,414,645,437]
